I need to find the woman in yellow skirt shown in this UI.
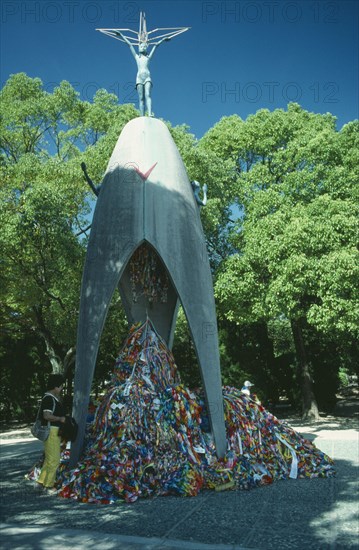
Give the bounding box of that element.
[37,374,66,494]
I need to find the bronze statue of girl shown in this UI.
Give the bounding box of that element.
[114,31,170,117]
[97,13,189,117]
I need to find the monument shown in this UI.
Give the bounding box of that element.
[25,14,335,501]
[70,13,227,467]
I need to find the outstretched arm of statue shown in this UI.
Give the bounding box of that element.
[191,180,207,208]
[114,31,137,59]
[148,37,171,60]
[81,162,100,197]
[202,184,208,206]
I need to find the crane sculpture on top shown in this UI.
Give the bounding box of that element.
[97,12,189,116]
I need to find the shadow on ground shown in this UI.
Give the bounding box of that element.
[1,433,358,549]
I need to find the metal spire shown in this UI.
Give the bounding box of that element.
[97,11,190,46]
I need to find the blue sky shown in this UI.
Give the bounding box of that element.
[1,0,358,138]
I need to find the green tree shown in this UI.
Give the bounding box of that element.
[210,105,358,419]
[0,74,138,409]
[168,122,237,269]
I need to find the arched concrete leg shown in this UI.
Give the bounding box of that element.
[181,303,227,457]
[70,165,143,467]
[70,269,120,467]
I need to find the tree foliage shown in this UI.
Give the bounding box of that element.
[0,74,138,417]
[210,105,358,417]
[1,74,357,421]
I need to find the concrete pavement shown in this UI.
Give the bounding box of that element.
[1,417,358,549]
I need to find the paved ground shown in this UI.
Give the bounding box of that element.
[1,414,358,550]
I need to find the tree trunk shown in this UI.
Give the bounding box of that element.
[42,332,63,373]
[256,322,279,403]
[63,346,76,376]
[290,318,320,421]
[33,306,63,374]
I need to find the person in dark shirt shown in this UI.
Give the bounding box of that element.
[37,374,66,493]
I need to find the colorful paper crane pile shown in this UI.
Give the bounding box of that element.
[50,319,334,504]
